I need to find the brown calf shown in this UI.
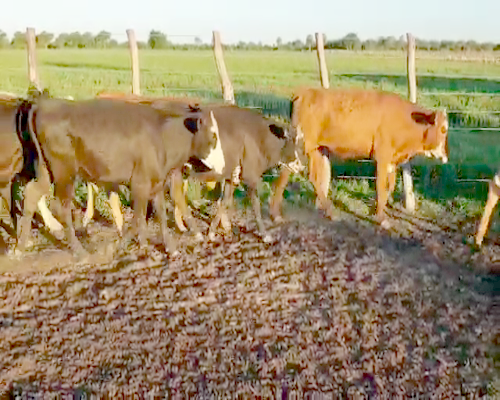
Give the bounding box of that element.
[17,98,224,254]
[269,87,449,227]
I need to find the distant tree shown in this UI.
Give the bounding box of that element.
[480,42,495,52]
[0,31,8,48]
[361,39,377,51]
[276,37,282,48]
[341,32,361,50]
[11,31,26,48]
[148,30,168,49]
[465,40,481,51]
[36,31,54,48]
[62,31,85,48]
[429,40,440,51]
[94,30,111,48]
[439,40,453,51]
[194,36,202,46]
[290,39,303,50]
[53,33,68,48]
[305,34,314,51]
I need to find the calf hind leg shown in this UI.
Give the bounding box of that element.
[248,184,272,243]
[208,179,234,241]
[54,181,86,255]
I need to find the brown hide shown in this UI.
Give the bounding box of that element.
[0,99,24,231]
[269,87,449,225]
[17,98,220,254]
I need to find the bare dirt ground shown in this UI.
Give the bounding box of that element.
[0,202,498,398]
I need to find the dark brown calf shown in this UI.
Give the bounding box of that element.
[171,104,304,242]
[17,98,224,254]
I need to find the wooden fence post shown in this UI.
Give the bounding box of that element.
[126,29,141,95]
[403,32,417,212]
[212,31,235,104]
[25,27,40,89]
[315,32,329,89]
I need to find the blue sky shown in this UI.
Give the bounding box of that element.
[2,0,499,44]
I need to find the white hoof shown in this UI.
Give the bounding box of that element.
[194,232,203,242]
[273,216,284,224]
[52,228,65,241]
[82,216,90,228]
[380,219,391,230]
[170,250,180,258]
[7,248,23,260]
[262,234,273,243]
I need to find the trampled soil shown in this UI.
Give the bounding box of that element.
[0,203,498,397]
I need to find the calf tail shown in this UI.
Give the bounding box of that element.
[27,105,52,186]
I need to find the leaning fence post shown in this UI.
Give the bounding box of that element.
[25,27,40,90]
[315,32,329,88]
[403,32,417,212]
[126,29,141,95]
[212,31,235,104]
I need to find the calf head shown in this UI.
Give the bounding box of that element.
[412,109,449,163]
[185,108,225,175]
[270,122,306,174]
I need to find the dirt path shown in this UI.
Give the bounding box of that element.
[0,207,498,397]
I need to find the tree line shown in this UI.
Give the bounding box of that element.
[1,30,499,52]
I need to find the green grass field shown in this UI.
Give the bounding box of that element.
[1,48,500,225]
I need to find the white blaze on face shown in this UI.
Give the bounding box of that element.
[37,195,64,233]
[424,143,448,163]
[200,111,225,175]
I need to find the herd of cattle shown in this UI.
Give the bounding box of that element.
[0,86,497,259]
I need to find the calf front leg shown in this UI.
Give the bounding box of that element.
[208,179,234,240]
[375,162,390,228]
[269,168,291,223]
[475,179,500,246]
[309,149,334,219]
[153,189,177,254]
[170,168,200,238]
[248,184,272,243]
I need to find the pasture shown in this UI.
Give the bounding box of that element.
[0,48,498,396]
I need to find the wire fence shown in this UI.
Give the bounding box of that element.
[1,28,499,190]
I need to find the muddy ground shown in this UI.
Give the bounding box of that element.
[0,201,498,398]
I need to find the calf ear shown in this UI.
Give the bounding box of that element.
[411,111,436,125]
[184,117,199,134]
[269,124,286,140]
